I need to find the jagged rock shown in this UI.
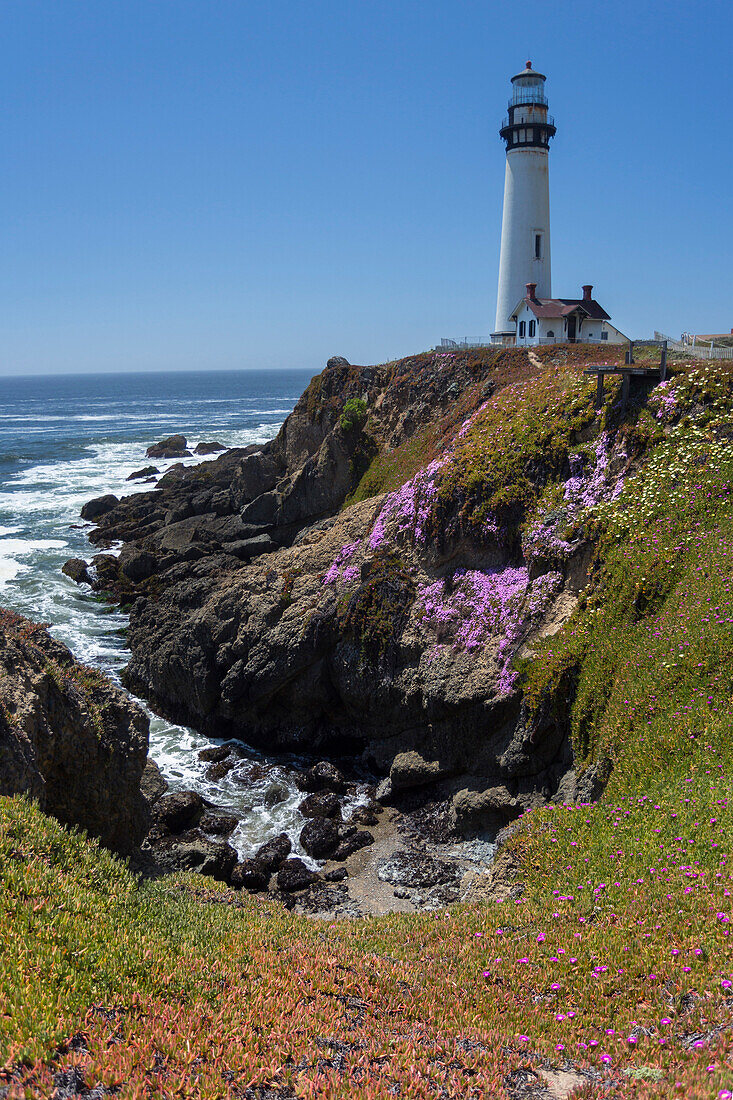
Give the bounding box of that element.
[254,832,292,873]
[347,805,379,826]
[198,744,231,763]
[300,816,340,859]
[152,790,203,832]
[231,858,269,892]
[119,547,157,583]
[277,858,317,892]
[225,535,275,561]
[194,441,226,455]
[297,761,347,793]
[149,831,237,880]
[375,778,393,803]
[327,356,351,369]
[390,750,447,791]
[322,867,348,882]
[140,759,168,806]
[147,434,191,459]
[200,810,239,836]
[377,850,460,891]
[0,610,149,855]
[127,465,160,481]
[80,494,119,521]
[206,758,236,781]
[331,830,373,862]
[298,791,342,819]
[62,558,92,585]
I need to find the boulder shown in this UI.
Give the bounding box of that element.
[198,744,232,763]
[231,859,269,892]
[193,441,226,455]
[327,356,351,370]
[299,816,340,859]
[377,850,461,892]
[450,785,519,833]
[149,832,237,881]
[147,435,191,459]
[298,791,342,819]
[254,832,292,873]
[140,759,168,806]
[119,547,157,583]
[297,761,347,794]
[389,750,446,791]
[225,535,276,561]
[206,758,236,781]
[276,858,317,892]
[322,867,348,882]
[331,830,373,862]
[152,790,203,832]
[200,810,239,837]
[61,558,92,585]
[126,465,160,481]
[80,495,119,521]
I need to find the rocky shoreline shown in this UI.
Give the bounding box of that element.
[44,347,618,914]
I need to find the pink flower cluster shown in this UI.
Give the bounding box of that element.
[650,379,679,422]
[323,540,361,585]
[417,567,562,694]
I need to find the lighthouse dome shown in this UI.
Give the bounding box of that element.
[511,60,546,83]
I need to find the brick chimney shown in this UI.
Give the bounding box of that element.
[582,284,593,301]
[525,282,538,300]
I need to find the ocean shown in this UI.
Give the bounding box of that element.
[0,366,337,862]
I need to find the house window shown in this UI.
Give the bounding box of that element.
[529,320,536,338]
[547,330,554,338]
[534,233,542,259]
[519,321,526,338]
[601,331,608,341]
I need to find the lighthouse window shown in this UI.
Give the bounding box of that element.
[529,320,536,338]
[535,233,542,259]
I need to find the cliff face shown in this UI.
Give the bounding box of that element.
[76,344,639,828]
[0,610,149,854]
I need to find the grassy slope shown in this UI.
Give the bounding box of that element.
[3,355,733,1098]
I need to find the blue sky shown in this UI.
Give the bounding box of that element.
[1,0,730,376]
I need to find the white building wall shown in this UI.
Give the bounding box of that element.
[494,148,551,335]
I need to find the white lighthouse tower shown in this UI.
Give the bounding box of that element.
[492,62,556,342]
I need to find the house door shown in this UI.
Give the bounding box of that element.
[567,316,577,342]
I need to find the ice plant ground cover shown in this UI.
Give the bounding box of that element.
[5,356,733,1096]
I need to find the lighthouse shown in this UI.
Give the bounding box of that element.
[492,62,556,342]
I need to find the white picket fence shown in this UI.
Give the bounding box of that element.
[654,332,733,360]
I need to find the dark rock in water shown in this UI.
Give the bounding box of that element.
[198,744,231,763]
[230,858,269,892]
[263,780,289,807]
[200,810,239,837]
[194,441,226,455]
[322,867,348,882]
[331,830,374,862]
[0,611,149,855]
[297,761,347,794]
[62,558,92,585]
[140,759,168,806]
[277,858,317,892]
[254,832,292,873]
[127,465,160,481]
[376,849,461,891]
[152,790,203,833]
[80,494,119,521]
[300,816,340,859]
[225,535,275,561]
[298,790,341,819]
[149,831,237,880]
[147,434,191,459]
[206,758,236,781]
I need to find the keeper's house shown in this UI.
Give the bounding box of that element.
[511,282,628,346]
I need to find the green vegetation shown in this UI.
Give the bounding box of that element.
[3,356,733,1097]
[339,396,368,433]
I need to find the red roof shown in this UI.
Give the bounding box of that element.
[514,297,610,321]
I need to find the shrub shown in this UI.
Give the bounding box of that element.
[339,397,367,433]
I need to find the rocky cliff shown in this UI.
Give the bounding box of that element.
[0,610,149,854]
[74,344,637,832]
